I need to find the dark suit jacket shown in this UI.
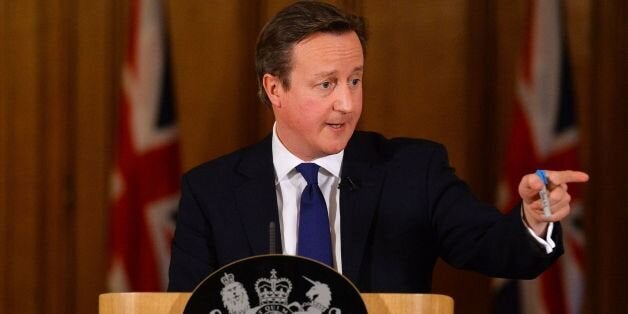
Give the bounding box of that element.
[168,131,562,292]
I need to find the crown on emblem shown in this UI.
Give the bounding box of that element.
[220,272,235,286]
[254,269,292,305]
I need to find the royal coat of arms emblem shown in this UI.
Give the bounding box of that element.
[183,255,366,314]
[213,269,337,314]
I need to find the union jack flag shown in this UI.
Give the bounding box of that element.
[493,0,585,313]
[107,0,180,291]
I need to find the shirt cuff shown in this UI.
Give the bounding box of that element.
[526,222,555,254]
[520,207,556,254]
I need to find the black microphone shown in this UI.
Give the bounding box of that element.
[338,176,360,191]
[268,221,276,254]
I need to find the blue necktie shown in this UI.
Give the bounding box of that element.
[295,163,333,267]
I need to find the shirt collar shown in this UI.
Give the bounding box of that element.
[272,123,343,182]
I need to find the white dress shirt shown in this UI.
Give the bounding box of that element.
[272,124,344,272]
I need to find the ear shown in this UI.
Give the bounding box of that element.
[262,74,283,107]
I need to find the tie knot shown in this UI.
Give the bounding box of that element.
[296,163,320,186]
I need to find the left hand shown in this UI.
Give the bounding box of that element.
[519,170,589,236]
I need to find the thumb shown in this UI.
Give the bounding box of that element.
[519,173,544,201]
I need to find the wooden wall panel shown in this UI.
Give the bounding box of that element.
[361,1,471,164]
[587,1,628,312]
[3,1,43,312]
[40,0,75,312]
[0,0,9,308]
[0,0,120,312]
[463,1,499,198]
[73,0,119,312]
[167,1,266,171]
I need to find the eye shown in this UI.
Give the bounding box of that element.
[350,78,361,86]
[319,81,335,89]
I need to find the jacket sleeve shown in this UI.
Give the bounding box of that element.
[426,143,563,279]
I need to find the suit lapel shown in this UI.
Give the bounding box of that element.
[231,131,387,281]
[233,135,282,256]
[340,133,386,284]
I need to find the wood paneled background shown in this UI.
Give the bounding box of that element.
[1,0,626,313]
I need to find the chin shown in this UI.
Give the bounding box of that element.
[323,141,349,155]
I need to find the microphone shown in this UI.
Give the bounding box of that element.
[338,176,360,191]
[268,221,277,254]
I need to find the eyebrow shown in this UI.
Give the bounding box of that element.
[352,66,364,73]
[313,66,364,79]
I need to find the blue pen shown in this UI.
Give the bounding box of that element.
[536,170,552,218]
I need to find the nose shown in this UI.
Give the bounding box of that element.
[332,84,355,113]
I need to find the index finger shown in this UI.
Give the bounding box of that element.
[545,170,589,185]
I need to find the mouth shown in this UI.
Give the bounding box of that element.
[326,122,345,129]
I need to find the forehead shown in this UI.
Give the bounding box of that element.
[290,32,364,71]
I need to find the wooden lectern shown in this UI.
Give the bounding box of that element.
[99,292,453,313]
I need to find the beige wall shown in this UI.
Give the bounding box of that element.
[0,0,626,313]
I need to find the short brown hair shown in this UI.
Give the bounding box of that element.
[255,1,367,107]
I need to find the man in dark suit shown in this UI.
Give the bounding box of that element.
[168,1,588,293]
